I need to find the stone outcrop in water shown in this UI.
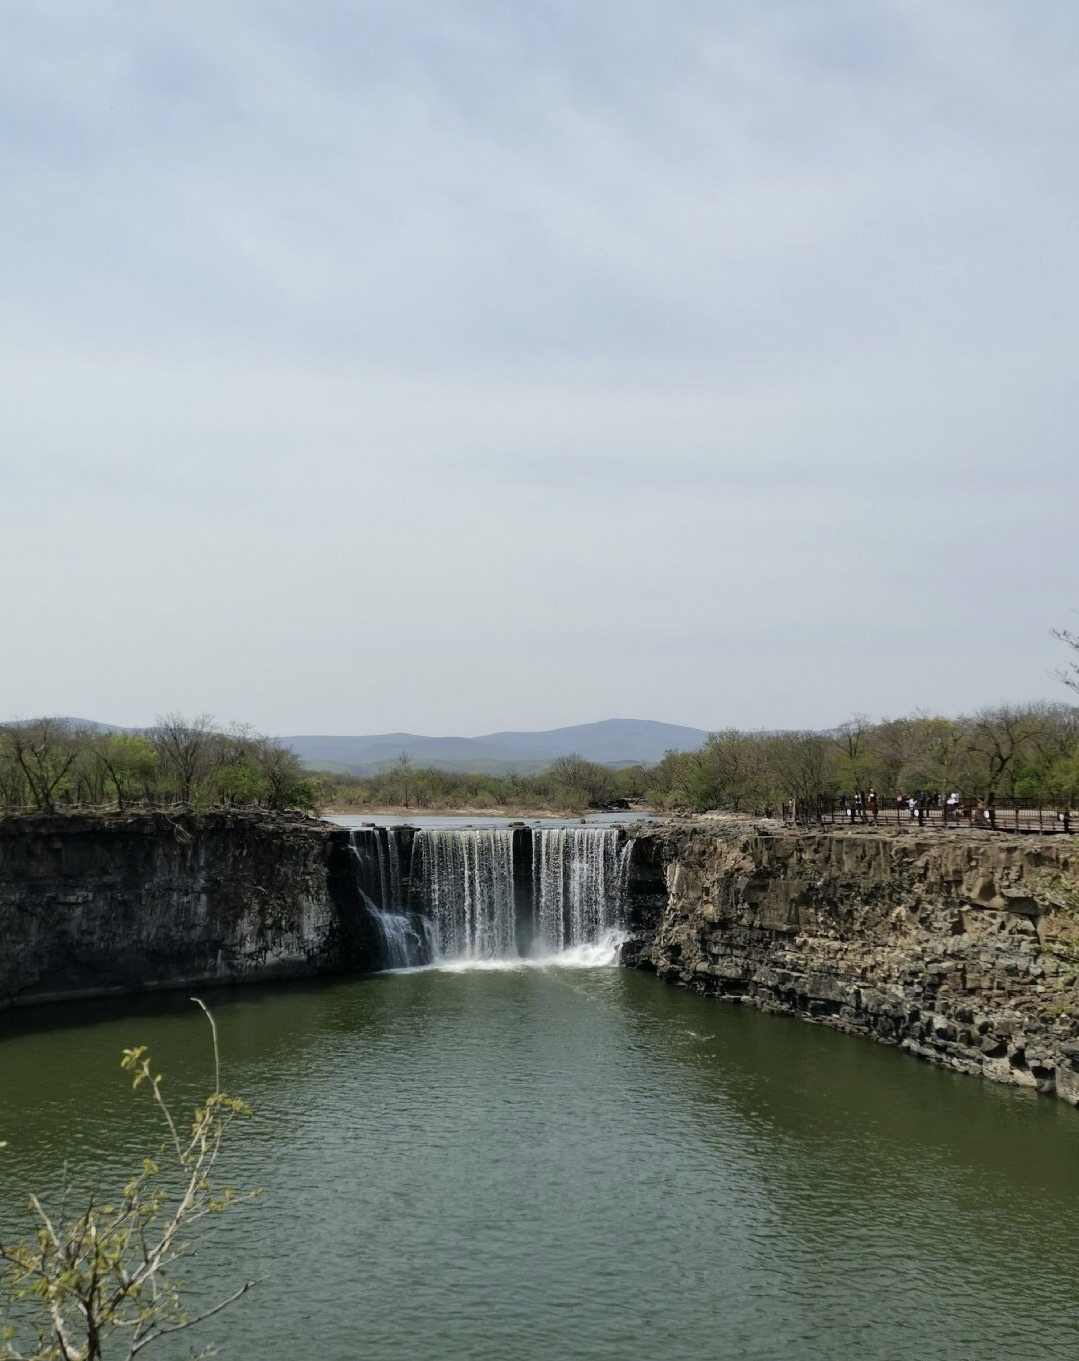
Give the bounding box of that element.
[634,822,1079,1104]
[0,811,378,1007]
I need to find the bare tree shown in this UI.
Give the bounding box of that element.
[868,717,923,795]
[5,719,79,813]
[833,714,876,792]
[252,738,305,809]
[0,1002,257,1361]
[150,714,215,804]
[1053,625,1079,695]
[912,715,968,797]
[967,705,1038,797]
[771,732,836,812]
[548,753,615,807]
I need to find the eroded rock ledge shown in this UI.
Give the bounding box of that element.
[631,822,1079,1103]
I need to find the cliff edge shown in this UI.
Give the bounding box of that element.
[0,811,374,1007]
[635,823,1079,1103]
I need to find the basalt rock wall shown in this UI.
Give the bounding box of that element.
[635,823,1079,1104]
[0,812,377,1008]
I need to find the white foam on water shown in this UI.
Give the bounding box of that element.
[400,930,630,975]
[434,930,630,973]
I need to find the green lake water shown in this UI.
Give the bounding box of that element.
[2,965,1077,1361]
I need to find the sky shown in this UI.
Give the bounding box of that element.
[2,0,1077,737]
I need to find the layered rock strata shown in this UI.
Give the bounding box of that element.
[0,811,376,1008]
[635,823,1079,1103]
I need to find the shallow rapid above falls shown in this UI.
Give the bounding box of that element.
[347,824,634,968]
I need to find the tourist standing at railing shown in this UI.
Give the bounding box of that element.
[869,788,879,824]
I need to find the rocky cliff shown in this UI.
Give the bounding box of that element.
[0,811,377,1007]
[634,822,1079,1103]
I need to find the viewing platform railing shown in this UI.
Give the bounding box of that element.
[783,797,1074,834]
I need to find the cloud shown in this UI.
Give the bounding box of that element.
[0,1,1076,731]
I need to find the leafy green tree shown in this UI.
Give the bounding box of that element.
[692,731,775,812]
[277,777,321,812]
[250,740,306,810]
[214,758,268,807]
[93,735,158,811]
[613,764,649,801]
[903,715,967,797]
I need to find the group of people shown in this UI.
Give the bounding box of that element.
[788,791,1072,832]
[838,790,878,822]
[837,789,966,825]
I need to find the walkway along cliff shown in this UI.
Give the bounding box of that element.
[627,821,1079,1105]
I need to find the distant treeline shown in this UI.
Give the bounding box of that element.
[0,715,319,813]
[645,703,1079,813]
[323,703,1079,814]
[322,752,643,814]
[4,702,1078,818]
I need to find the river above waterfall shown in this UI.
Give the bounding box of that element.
[328,812,654,828]
[3,968,1078,1361]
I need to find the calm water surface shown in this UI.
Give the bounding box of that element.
[2,967,1077,1361]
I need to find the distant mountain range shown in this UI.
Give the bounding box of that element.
[36,716,711,777]
[283,719,710,776]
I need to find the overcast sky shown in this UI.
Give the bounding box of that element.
[2,0,1076,737]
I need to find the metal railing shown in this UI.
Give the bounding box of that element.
[782,796,1074,833]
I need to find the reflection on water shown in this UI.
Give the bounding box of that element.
[2,970,1077,1361]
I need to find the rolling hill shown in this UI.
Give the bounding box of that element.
[284,718,709,776]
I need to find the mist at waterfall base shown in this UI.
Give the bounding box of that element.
[343,819,635,971]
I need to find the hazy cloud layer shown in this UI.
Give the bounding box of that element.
[2,1,1076,734]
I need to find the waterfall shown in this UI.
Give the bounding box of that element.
[348,828,432,969]
[374,909,436,970]
[408,825,633,965]
[348,824,635,969]
[531,827,633,953]
[412,828,518,961]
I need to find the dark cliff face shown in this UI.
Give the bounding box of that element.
[620,827,667,962]
[0,812,377,1008]
[634,822,1079,1104]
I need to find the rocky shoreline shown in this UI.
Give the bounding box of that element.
[627,820,1079,1104]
